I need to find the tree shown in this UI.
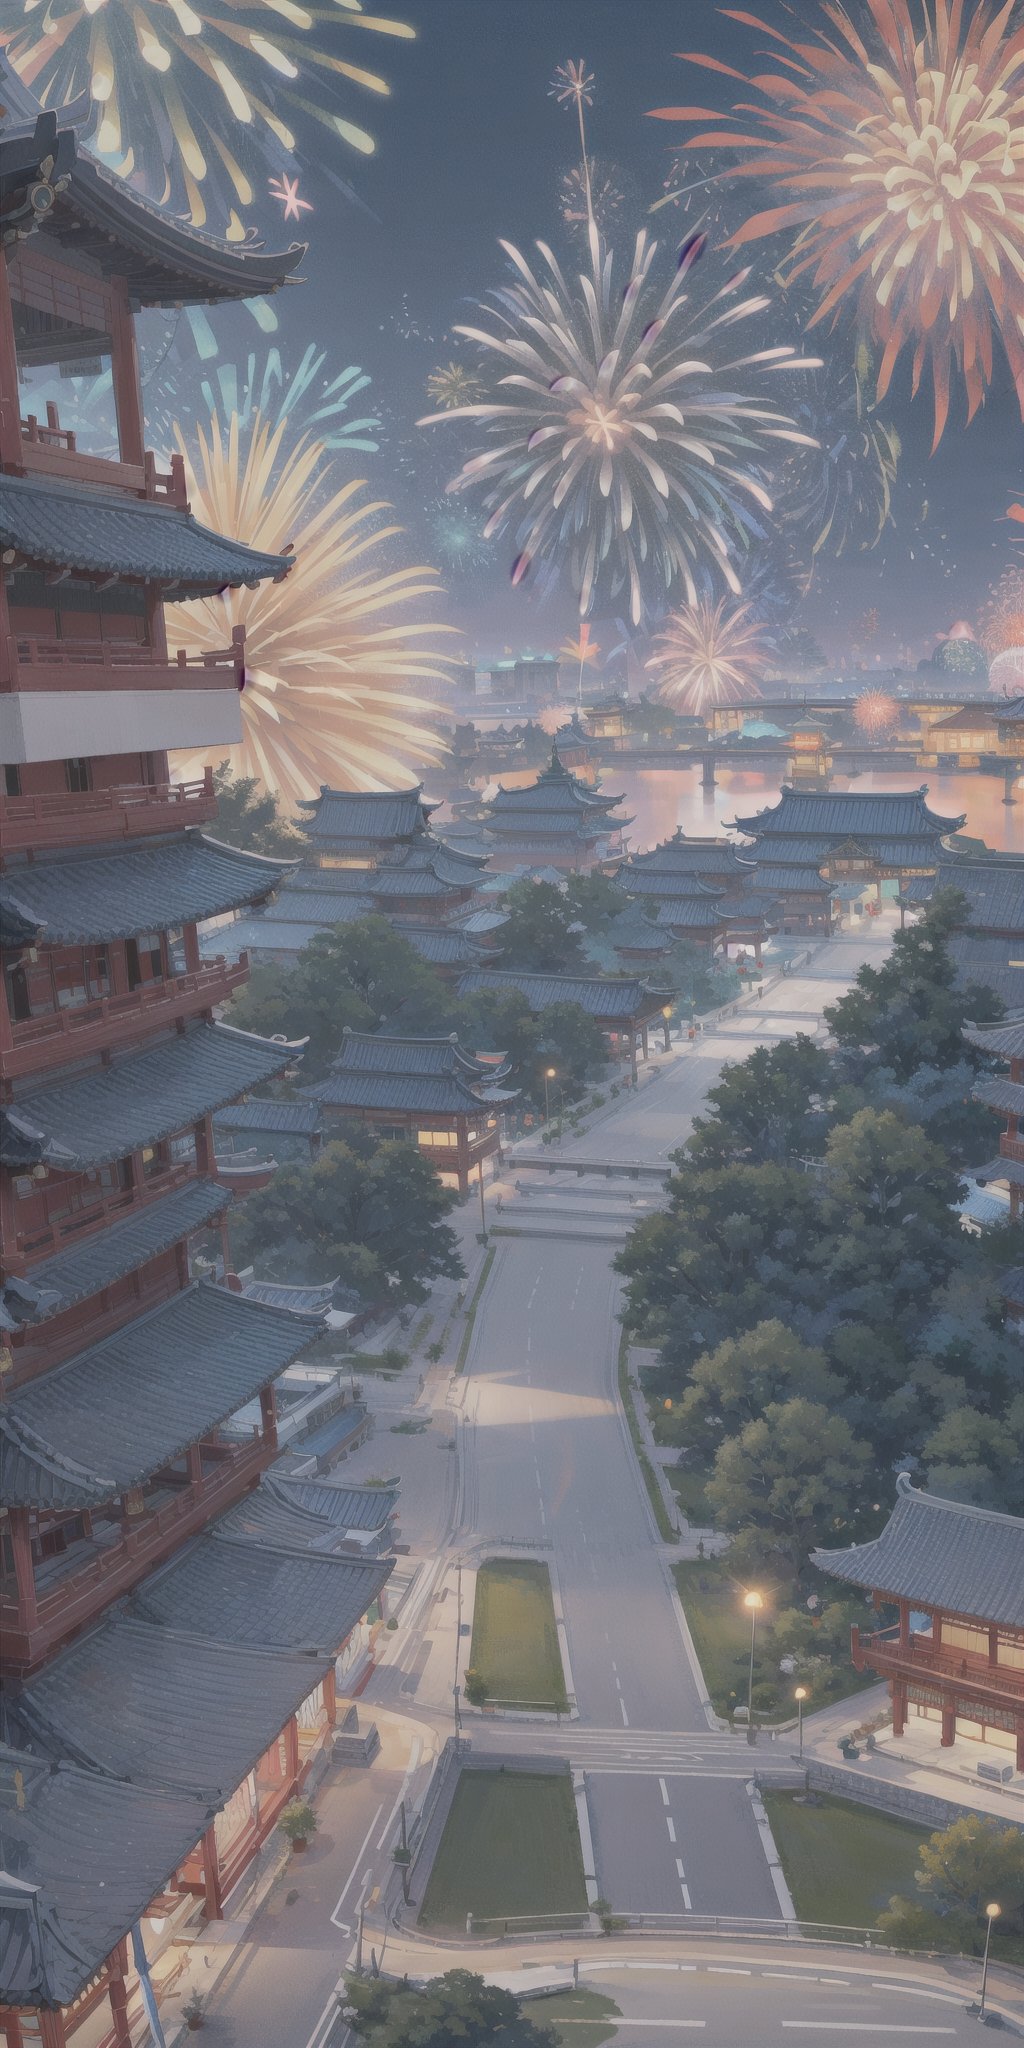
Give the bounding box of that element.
[535,1000,607,1101]
[921,1398,1024,1514]
[497,879,586,973]
[563,869,622,932]
[229,1138,464,1304]
[211,762,302,857]
[825,892,1002,1080]
[915,1816,1024,1935]
[822,1108,962,1232]
[666,1321,839,1459]
[686,1035,832,1166]
[705,1398,871,1580]
[228,919,452,1078]
[342,1970,558,2048]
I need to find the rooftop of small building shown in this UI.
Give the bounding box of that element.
[730,785,965,840]
[811,1472,1024,1629]
[457,967,672,1020]
[296,785,438,844]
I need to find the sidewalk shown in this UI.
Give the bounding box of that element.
[801,1687,1024,1825]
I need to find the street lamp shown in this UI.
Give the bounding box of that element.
[979,1901,1001,2020]
[794,1685,808,1761]
[544,1066,556,1122]
[743,1590,763,1746]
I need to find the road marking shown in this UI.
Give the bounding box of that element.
[708,1966,750,1975]
[619,1698,629,1726]
[330,1804,384,1926]
[782,2028,955,2037]
[675,1857,686,1879]
[303,1995,341,2048]
[666,1816,676,1842]
[680,1882,692,1910]
[659,1777,669,1805]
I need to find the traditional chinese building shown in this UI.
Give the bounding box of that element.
[0,102,391,2048]
[902,851,1024,1011]
[613,830,779,963]
[479,748,633,873]
[729,787,963,935]
[456,966,673,1074]
[813,1474,1024,1773]
[307,1029,517,1193]
[965,1014,1024,1222]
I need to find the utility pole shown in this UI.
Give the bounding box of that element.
[477,1157,487,1242]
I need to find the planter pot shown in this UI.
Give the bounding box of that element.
[290,1837,308,1853]
[187,2020,204,2033]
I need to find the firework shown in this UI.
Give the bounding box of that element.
[425,362,485,413]
[980,567,1024,656]
[559,631,602,670]
[652,0,1024,446]
[645,598,767,715]
[778,355,901,576]
[1,1,415,228]
[853,690,899,740]
[192,345,379,453]
[420,230,818,627]
[427,496,493,574]
[165,411,455,803]
[559,159,627,241]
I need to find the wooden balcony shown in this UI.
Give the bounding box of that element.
[1,953,249,1080]
[852,1624,1024,1714]
[0,1434,271,1675]
[999,1131,1024,1165]
[11,1156,198,1275]
[0,767,218,850]
[5,625,245,695]
[16,408,188,506]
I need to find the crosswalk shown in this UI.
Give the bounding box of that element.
[468,1721,803,1780]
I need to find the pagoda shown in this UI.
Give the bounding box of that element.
[966,1015,1024,1221]
[479,746,633,874]
[0,102,392,2044]
[308,1029,518,1194]
[613,831,778,963]
[728,786,963,934]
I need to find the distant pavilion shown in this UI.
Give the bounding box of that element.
[479,749,633,874]
[307,1030,517,1194]
[728,787,965,934]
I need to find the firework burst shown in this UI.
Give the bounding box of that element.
[559,159,628,241]
[419,230,819,626]
[0,1,415,229]
[853,689,899,739]
[980,565,1024,656]
[779,354,901,575]
[652,0,1024,447]
[165,411,455,803]
[425,362,486,412]
[645,598,768,714]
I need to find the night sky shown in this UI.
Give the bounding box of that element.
[136,0,1024,672]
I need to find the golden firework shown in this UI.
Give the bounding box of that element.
[425,362,485,412]
[166,410,455,805]
[1,1,414,229]
[645,599,767,716]
[652,0,1024,447]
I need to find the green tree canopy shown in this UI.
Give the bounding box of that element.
[498,879,586,973]
[229,919,451,1077]
[343,1970,557,2048]
[915,1816,1024,1932]
[686,1035,833,1166]
[824,891,1002,1080]
[921,1397,1024,1515]
[212,762,303,858]
[705,1397,872,1579]
[668,1322,839,1460]
[229,1138,463,1304]
[563,869,622,932]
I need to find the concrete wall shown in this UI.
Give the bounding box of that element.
[807,1761,1024,1834]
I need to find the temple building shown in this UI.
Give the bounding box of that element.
[966,1015,1024,1221]
[0,102,390,2048]
[456,967,673,1075]
[217,784,492,962]
[613,831,780,964]
[813,1474,1024,1774]
[902,851,1024,1011]
[307,1029,518,1193]
[479,748,633,873]
[728,787,964,935]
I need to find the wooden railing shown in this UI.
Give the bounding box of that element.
[2,953,249,1079]
[6,624,245,694]
[999,1131,1024,1164]
[0,768,217,850]
[14,1158,198,1267]
[852,1624,1024,1707]
[17,405,188,505]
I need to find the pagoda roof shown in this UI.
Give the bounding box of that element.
[606,905,671,953]
[994,695,1024,723]
[1,1178,230,1327]
[8,1618,333,1802]
[730,786,964,841]
[651,897,729,930]
[9,1020,302,1170]
[131,1528,391,1655]
[457,967,670,1022]
[0,832,291,946]
[811,1473,1024,1628]
[214,1098,321,1137]
[393,923,489,967]
[0,893,39,951]
[962,1016,1024,1059]
[254,887,376,923]
[1,474,291,598]
[297,786,437,845]
[241,1278,338,1320]
[330,1031,509,1082]
[0,86,304,306]
[749,864,833,895]
[311,1072,514,1116]
[368,864,469,900]
[948,936,1024,1010]
[0,1282,316,1510]
[0,1744,215,2010]
[928,856,1024,935]
[973,1155,1024,1189]
[267,1475,399,1534]
[972,1075,1024,1115]
[626,833,756,878]
[617,869,722,901]
[0,1108,72,1173]
[215,1478,396,1552]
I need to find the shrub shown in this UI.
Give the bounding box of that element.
[463,1667,488,1706]
[279,1801,318,1846]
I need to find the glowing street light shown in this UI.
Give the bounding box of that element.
[743,1590,763,1746]
[794,1684,808,1761]
[544,1066,557,1122]
[979,1901,1001,2020]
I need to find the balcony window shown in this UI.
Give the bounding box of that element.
[141,1143,168,1182]
[13,288,118,458]
[4,764,21,797]
[417,1128,457,1147]
[126,932,164,990]
[4,962,31,1024]
[65,758,92,794]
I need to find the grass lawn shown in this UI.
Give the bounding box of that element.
[536,1989,620,2046]
[668,1461,713,1527]
[762,1791,927,1928]
[470,1557,567,1709]
[418,1770,587,1928]
[673,1558,874,1720]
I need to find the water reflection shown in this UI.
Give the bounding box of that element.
[608,765,1024,856]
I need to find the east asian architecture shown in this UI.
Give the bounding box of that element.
[456,967,673,1075]
[307,1029,517,1194]
[903,850,1024,1012]
[613,831,780,965]
[966,1014,1024,1222]
[0,106,391,2047]
[728,787,964,934]
[813,1474,1024,1774]
[479,747,633,873]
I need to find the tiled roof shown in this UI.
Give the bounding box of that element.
[930,857,1024,934]
[812,1473,1024,1627]
[297,787,434,843]
[207,912,364,956]
[1,1283,314,1509]
[1000,1267,1024,1303]
[329,1031,504,1080]
[214,1098,321,1136]
[652,898,729,930]
[0,893,39,950]
[617,870,722,900]
[1,474,290,599]
[749,865,832,895]
[972,1076,1024,1115]
[948,935,1024,1009]
[369,865,466,899]
[268,1475,399,1532]
[607,905,670,952]
[1,1179,229,1324]
[457,968,669,1020]
[393,924,487,966]
[10,1618,333,1802]
[0,1108,71,1172]
[286,866,382,894]
[0,1745,214,2009]
[730,787,964,839]
[0,833,290,945]
[257,887,375,924]
[995,695,1024,723]
[627,834,755,877]
[312,1073,509,1115]
[132,1530,391,1653]
[973,1154,1024,1189]
[962,1016,1024,1059]
[11,1021,301,1169]
[241,1279,337,1318]
[214,1484,360,1553]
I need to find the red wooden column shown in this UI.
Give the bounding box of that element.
[891,1676,907,1738]
[1,2010,25,2047]
[201,1823,224,1920]
[0,263,23,466]
[108,278,145,467]
[940,1697,956,1747]
[7,1510,38,1636]
[38,2011,67,2048]
[323,1665,338,1728]
[259,1381,279,1451]
[284,1715,300,1791]
[107,1969,132,2048]
[1016,1720,1024,1774]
